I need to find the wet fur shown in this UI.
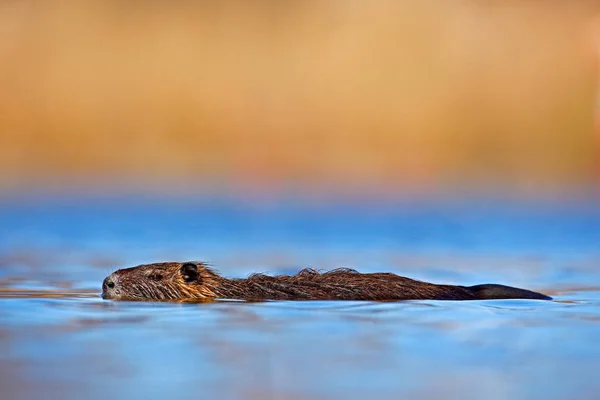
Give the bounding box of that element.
[102,262,552,302]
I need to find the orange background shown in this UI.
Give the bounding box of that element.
[1,1,599,198]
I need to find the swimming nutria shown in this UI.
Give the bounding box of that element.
[101,261,552,302]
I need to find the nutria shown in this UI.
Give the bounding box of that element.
[101,261,552,302]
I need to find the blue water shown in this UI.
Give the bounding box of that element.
[1,194,599,399]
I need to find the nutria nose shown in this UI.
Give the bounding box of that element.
[103,277,115,291]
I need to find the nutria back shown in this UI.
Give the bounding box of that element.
[101,261,552,302]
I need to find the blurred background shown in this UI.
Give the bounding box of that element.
[3,3,600,399]
[0,0,598,200]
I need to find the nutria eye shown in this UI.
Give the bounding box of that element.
[148,273,163,281]
[180,262,199,283]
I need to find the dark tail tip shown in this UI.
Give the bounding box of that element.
[468,284,552,300]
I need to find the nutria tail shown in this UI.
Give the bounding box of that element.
[466,284,552,300]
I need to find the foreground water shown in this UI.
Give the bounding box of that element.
[1,194,599,400]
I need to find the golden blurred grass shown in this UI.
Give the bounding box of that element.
[0,1,598,196]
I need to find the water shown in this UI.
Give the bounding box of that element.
[1,194,599,400]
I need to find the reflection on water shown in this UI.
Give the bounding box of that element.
[1,195,599,399]
[0,288,98,299]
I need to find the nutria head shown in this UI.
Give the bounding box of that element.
[102,261,222,302]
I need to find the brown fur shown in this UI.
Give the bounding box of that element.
[101,261,552,302]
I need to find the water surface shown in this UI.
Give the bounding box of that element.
[1,195,599,399]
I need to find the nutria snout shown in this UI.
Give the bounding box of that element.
[101,261,552,302]
[102,277,115,291]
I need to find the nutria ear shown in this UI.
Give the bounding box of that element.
[180,262,200,283]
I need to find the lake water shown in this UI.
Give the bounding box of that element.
[1,194,599,400]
